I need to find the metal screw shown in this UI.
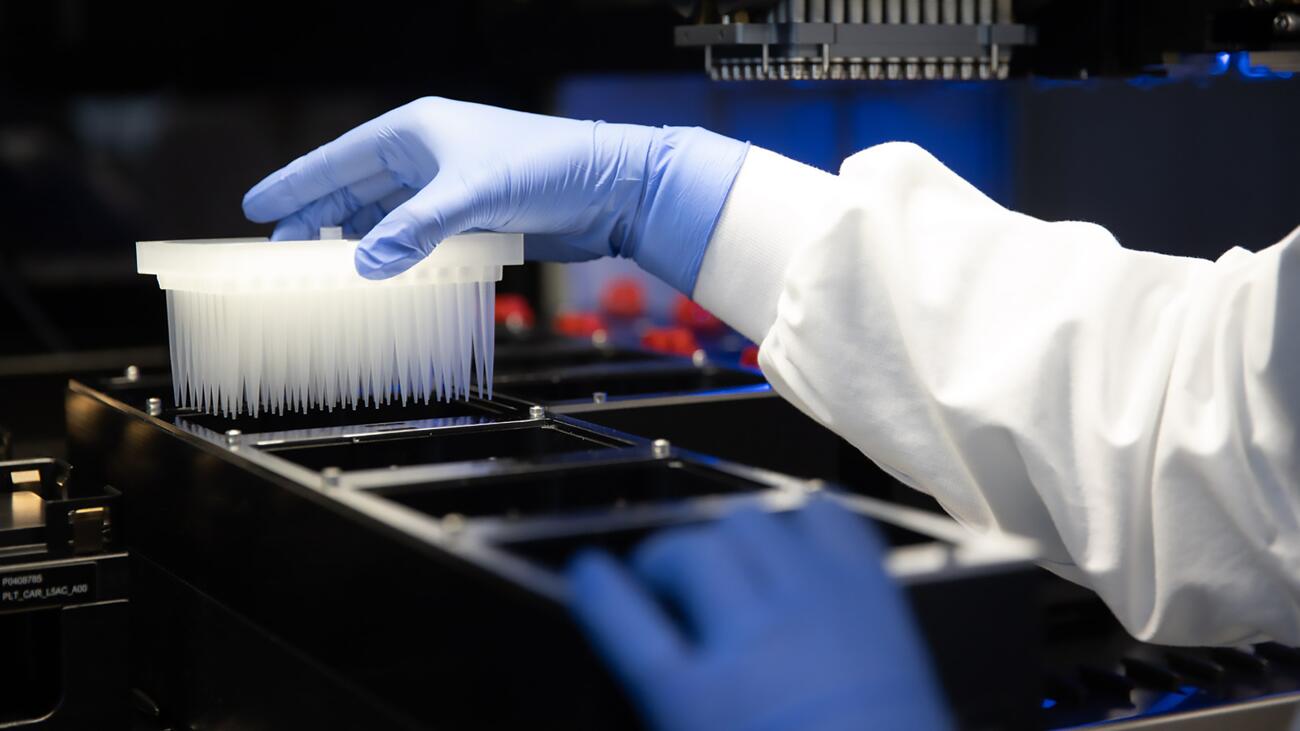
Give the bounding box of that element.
[691,349,708,367]
[442,512,466,535]
[592,391,607,404]
[224,429,241,448]
[130,688,161,718]
[651,438,671,459]
[124,365,140,382]
[146,397,162,416]
[1276,11,1300,35]
[528,405,545,420]
[321,466,342,488]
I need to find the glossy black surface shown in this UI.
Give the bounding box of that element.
[379,459,763,520]
[67,376,1042,731]
[264,423,626,471]
[495,363,765,405]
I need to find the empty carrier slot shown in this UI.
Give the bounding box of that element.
[494,343,669,374]
[378,460,761,519]
[262,423,627,471]
[495,366,764,404]
[499,511,938,571]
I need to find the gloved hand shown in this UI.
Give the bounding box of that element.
[241,97,749,294]
[568,498,952,731]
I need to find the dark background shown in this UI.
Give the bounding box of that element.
[0,0,1296,355]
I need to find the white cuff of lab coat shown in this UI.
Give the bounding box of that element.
[692,146,844,344]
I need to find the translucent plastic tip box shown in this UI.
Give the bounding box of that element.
[137,229,524,418]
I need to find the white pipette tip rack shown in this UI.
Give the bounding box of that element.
[137,228,524,418]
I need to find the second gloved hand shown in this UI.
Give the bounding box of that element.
[568,498,953,731]
[241,97,749,294]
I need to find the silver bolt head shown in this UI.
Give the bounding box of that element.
[528,405,545,420]
[224,429,241,447]
[592,391,607,404]
[651,438,671,458]
[124,365,140,382]
[442,512,466,534]
[321,466,342,487]
[146,397,162,416]
[691,349,708,367]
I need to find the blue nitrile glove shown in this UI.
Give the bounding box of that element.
[568,498,953,731]
[241,97,749,294]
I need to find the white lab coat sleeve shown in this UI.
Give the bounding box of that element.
[693,142,1300,646]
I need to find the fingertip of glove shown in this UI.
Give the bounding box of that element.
[354,229,423,279]
[801,493,860,527]
[567,549,617,583]
[241,181,280,223]
[720,500,778,529]
[797,493,888,559]
[627,526,689,577]
[566,550,626,606]
[270,218,311,242]
[354,256,409,280]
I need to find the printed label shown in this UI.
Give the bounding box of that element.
[0,563,96,610]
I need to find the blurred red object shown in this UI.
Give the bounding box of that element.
[740,344,760,368]
[641,327,699,357]
[672,295,725,333]
[553,311,607,338]
[495,293,536,333]
[600,276,646,318]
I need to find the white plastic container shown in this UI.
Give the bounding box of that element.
[137,230,524,418]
